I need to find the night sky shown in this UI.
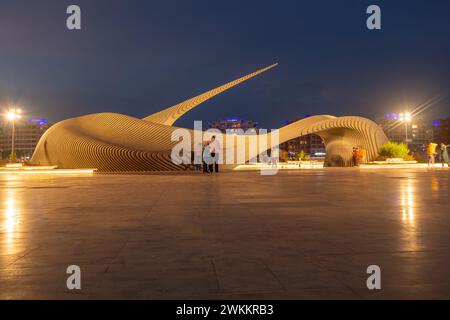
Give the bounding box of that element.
[0,0,449,128]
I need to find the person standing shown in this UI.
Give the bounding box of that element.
[427,142,437,167]
[352,147,357,167]
[360,147,367,164]
[202,142,211,173]
[440,143,449,167]
[352,147,360,167]
[208,135,221,173]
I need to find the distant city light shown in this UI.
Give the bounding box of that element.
[405,112,412,121]
[386,113,391,118]
[5,109,21,121]
[4,108,23,160]
[432,120,440,127]
[28,118,48,126]
[397,111,413,147]
[399,112,412,122]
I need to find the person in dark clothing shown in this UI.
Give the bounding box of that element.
[352,147,359,167]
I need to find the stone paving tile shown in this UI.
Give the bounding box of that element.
[0,168,449,299]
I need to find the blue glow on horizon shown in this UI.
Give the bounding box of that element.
[28,118,48,125]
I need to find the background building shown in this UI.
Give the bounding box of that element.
[432,118,450,145]
[0,118,49,160]
[209,118,258,134]
[209,118,260,162]
[376,114,434,158]
[279,118,325,160]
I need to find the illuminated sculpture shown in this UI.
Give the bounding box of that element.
[31,64,387,171]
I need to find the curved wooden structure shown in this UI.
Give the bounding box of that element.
[31,64,387,171]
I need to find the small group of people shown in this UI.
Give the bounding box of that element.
[194,135,221,173]
[427,142,449,167]
[352,146,367,167]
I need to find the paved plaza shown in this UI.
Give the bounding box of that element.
[1,168,449,299]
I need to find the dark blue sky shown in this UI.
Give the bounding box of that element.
[0,0,449,128]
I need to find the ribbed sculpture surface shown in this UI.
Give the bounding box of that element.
[31,64,388,171]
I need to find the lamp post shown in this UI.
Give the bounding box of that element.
[399,112,411,147]
[5,108,22,162]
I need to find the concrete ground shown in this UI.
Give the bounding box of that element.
[0,168,449,299]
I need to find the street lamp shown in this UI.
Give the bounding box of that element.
[4,108,22,162]
[398,112,412,147]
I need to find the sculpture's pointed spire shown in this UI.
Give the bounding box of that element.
[143,63,278,126]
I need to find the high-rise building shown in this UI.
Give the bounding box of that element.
[209,118,258,134]
[279,117,325,159]
[409,122,435,155]
[376,113,434,157]
[0,118,49,160]
[432,118,450,145]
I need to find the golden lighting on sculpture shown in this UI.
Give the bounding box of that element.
[30,64,388,171]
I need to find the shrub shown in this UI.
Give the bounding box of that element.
[379,142,410,160]
[403,154,416,161]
